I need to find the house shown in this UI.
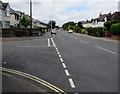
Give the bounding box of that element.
[83,12,120,28]
[2,2,10,28]
[91,13,112,27]
[10,8,24,27]
[0,1,3,28]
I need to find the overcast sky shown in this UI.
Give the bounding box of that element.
[2,0,120,26]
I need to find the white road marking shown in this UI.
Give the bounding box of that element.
[60,58,64,62]
[3,62,6,64]
[95,45,117,54]
[51,38,56,47]
[68,78,76,88]
[58,55,62,58]
[62,63,67,68]
[16,46,53,48]
[57,52,60,55]
[80,40,88,44]
[56,49,59,52]
[48,38,50,47]
[65,70,70,76]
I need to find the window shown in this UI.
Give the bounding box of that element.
[4,21,10,28]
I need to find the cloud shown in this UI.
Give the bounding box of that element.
[1,0,120,26]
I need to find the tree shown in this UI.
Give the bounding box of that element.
[73,25,80,33]
[48,20,56,29]
[78,21,83,28]
[19,16,31,28]
[62,21,76,30]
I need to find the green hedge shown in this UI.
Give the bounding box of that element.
[86,27,105,37]
[110,23,120,35]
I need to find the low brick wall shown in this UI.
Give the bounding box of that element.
[2,28,48,37]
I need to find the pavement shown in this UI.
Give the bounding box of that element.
[1,29,119,93]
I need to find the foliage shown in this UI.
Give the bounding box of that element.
[104,20,118,32]
[86,27,105,37]
[81,29,88,34]
[110,23,120,35]
[19,16,31,28]
[73,25,80,33]
[48,20,56,29]
[78,21,83,28]
[62,21,76,30]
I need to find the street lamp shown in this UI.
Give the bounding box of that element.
[30,0,32,28]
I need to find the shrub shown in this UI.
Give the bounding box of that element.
[110,23,120,35]
[73,25,80,33]
[68,25,74,30]
[81,29,87,34]
[86,27,105,37]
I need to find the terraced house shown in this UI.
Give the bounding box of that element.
[2,2,10,28]
[0,1,3,28]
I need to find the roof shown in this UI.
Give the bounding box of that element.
[97,13,112,22]
[2,3,9,10]
[111,12,120,20]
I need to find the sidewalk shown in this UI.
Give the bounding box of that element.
[74,33,119,43]
[2,72,49,93]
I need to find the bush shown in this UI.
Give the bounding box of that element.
[73,25,80,33]
[86,27,105,37]
[81,29,87,34]
[110,23,120,35]
[68,25,74,30]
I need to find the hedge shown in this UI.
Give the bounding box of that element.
[86,27,105,37]
[110,23,120,35]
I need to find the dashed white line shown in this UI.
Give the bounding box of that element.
[3,62,6,64]
[58,55,62,58]
[48,38,50,47]
[94,45,117,54]
[57,52,60,55]
[80,40,88,44]
[60,58,64,62]
[56,49,59,52]
[65,70,70,76]
[62,63,67,68]
[68,78,76,88]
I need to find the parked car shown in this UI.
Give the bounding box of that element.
[68,29,73,33]
[51,29,56,34]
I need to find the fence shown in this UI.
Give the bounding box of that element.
[2,28,48,37]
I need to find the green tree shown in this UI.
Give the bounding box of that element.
[78,21,83,28]
[62,21,76,30]
[19,16,31,28]
[73,25,80,33]
[48,20,56,29]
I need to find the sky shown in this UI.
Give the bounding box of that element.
[1,0,120,26]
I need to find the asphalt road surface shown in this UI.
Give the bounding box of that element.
[2,30,118,93]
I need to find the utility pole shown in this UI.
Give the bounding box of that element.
[30,0,32,28]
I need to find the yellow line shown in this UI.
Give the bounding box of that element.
[0,67,67,94]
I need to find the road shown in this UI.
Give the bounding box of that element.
[2,29,118,93]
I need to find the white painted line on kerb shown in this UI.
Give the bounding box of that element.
[58,55,62,58]
[51,38,56,47]
[68,78,76,88]
[65,70,70,76]
[60,58,64,62]
[48,38,50,47]
[62,63,67,68]
[80,40,88,44]
[95,45,117,54]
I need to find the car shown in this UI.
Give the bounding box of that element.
[68,29,73,33]
[51,29,56,34]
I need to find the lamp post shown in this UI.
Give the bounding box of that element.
[30,0,32,28]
